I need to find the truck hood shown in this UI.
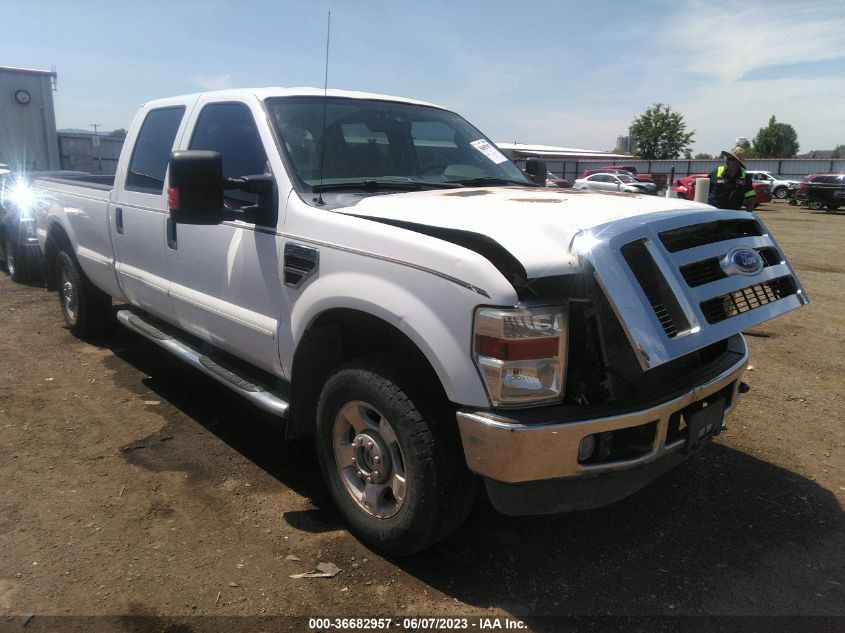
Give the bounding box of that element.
[337,187,710,277]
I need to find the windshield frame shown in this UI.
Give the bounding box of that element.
[262,95,531,200]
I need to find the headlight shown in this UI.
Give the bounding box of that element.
[473,305,567,407]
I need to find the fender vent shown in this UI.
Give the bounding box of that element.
[284,243,319,288]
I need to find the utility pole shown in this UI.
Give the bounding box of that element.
[90,123,102,174]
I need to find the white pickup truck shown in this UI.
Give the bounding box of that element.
[34,88,808,554]
[747,170,802,199]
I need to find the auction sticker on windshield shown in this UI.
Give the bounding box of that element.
[470,139,508,164]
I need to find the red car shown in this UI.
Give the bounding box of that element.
[673,174,772,205]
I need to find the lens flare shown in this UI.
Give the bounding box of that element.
[9,182,37,214]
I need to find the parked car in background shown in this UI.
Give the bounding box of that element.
[546,172,571,188]
[573,172,656,194]
[673,174,771,206]
[600,165,658,187]
[747,171,802,200]
[1,170,89,281]
[795,173,845,211]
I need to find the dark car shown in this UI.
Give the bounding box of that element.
[546,172,571,188]
[0,170,89,281]
[794,173,845,211]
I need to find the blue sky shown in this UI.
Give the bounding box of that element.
[2,0,843,154]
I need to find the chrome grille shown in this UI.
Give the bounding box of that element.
[679,246,783,288]
[578,209,809,370]
[659,219,762,252]
[700,276,797,324]
[621,240,688,338]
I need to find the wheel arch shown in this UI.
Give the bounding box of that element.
[43,220,73,291]
[285,308,451,439]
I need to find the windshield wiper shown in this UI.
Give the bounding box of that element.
[446,176,535,187]
[311,179,461,193]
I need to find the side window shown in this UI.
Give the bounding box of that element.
[125,107,185,193]
[190,103,268,208]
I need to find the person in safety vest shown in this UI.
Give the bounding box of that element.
[708,146,755,211]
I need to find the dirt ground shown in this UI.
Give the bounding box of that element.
[1,199,843,631]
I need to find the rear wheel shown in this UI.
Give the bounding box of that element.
[774,186,788,199]
[315,355,476,555]
[826,204,841,212]
[56,250,112,338]
[4,233,28,283]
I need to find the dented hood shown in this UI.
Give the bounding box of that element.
[338,187,710,277]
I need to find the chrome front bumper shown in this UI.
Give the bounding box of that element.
[456,335,748,484]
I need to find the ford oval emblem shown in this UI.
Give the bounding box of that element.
[722,247,763,276]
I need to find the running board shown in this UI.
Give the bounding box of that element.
[116,309,290,418]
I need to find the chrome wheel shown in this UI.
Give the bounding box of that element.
[774,186,788,199]
[60,269,78,325]
[332,400,407,519]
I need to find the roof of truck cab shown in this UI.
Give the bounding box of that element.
[143,87,442,110]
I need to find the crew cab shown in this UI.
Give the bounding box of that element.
[33,88,808,554]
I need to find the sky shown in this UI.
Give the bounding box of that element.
[2,0,843,155]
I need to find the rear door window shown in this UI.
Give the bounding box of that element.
[125,107,185,193]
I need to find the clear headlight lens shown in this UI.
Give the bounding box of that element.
[473,305,567,407]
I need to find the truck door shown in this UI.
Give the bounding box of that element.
[111,105,191,322]
[165,99,284,375]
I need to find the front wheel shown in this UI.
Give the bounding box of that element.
[774,186,788,199]
[315,355,476,555]
[56,250,112,338]
[808,200,824,210]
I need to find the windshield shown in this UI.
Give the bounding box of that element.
[266,97,530,193]
[617,175,636,183]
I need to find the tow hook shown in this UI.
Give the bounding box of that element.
[739,382,751,394]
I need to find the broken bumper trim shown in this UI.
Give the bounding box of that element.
[456,335,748,484]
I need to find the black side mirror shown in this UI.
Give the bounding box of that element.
[168,151,224,224]
[525,158,547,186]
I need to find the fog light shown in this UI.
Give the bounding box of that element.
[578,435,596,462]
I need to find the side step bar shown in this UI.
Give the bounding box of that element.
[116,309,290,418]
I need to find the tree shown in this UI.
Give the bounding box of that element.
[629,103,695,159]
[832,144,845,159]
[109,128,128,138]
[694,152,713,159]
[751,116,799,158]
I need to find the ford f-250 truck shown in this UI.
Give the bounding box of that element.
[33,88,808,554]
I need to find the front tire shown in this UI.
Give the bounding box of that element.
[315,355,476,555]
[774,186,788,199]
[56,250,112,338]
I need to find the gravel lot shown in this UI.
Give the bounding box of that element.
[1,199,843,631]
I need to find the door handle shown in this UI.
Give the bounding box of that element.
[115,207,124,234]
[166,216,177,250]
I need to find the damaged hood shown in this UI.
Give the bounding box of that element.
[337,187,710,277]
